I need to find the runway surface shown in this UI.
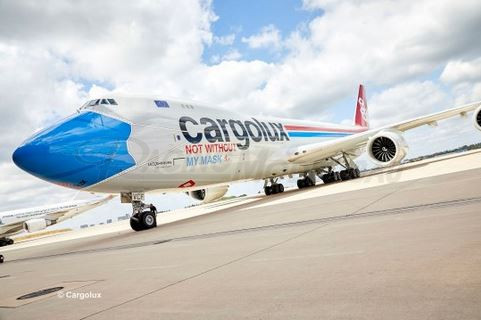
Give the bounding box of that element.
[1,151,481,319]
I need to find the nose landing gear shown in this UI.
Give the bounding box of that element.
[123,192,158,232]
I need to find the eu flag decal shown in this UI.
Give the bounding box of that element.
[154,100,170,108]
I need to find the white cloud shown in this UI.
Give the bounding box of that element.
[441,58,481,84]
[440,58,481,105]
[369,81,450,128]
[241,24,282,49]
[213,33,236,46]
[222,49,242,61]
[210,49,242,64]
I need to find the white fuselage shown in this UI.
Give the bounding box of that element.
[79,97,366,193]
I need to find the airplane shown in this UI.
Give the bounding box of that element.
[0,195,114,247]
[10,85,481,234]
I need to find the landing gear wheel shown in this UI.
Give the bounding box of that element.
[272,184,280,194]
[297,179,306,189]
[141,211,157,229]
[130,217,144,232]
[348,168,357,179]
[0,254,3,264]
[7,239,13,245]
[323,172,341,184]
[278,184,284,193]
[306,177,315,187]
[298,177,315,189]
[321,174,330,184]
[354,168,361,178]
[264,186,272,196]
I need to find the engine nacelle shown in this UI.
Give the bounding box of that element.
[473,106,481,131]
[367,130,408,167]
[23,218,48,233]
[189,186,229,203]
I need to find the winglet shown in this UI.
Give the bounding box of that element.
[354,84,369,128]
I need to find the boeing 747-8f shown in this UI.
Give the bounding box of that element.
[11,85,481,232]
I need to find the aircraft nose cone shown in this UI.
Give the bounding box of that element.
[12,112,135,189]
[12,141,47,174]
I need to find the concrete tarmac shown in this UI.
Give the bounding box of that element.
[1,151,481,319]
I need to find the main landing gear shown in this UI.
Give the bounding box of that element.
[297,176,316,189]
[296,153,362,190]
[125,192,158,232]
[320,152,361,185]
[0,254,3,264]
[321,168,360,184]
[264,178,285,196]
[0,237,14,247]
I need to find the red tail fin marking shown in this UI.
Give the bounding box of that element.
[354,84,369,128]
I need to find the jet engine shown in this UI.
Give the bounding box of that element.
[23,218,48,233]
[473,106,481,131]
[367,130,408,167]
[189,186,229,203]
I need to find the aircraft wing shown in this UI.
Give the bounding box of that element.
[44,194,115,224]
[0,221,24,236]
[288,100,481,164]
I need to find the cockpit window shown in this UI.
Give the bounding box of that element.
[88,100,98,106]
[81,98,117,110]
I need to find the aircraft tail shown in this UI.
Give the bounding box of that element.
[354,84,369,128]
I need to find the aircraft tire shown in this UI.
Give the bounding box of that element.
[272,185,280,194]
[130,217,144,232]
[141,211,157,229]
[297,179,305,189]
[340,170,350,181]
[354,168,360,178]
[0,254,3,264]
[265,186,273,196]
[348,168,357,179]
[278,184,284,193]
[306,177,315,187]
[7,239,13,245]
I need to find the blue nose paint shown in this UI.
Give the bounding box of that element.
[12,112,135,189]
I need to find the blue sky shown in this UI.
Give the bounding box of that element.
[203,0,319,63]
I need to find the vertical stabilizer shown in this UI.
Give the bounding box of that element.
[354,84,369,128]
